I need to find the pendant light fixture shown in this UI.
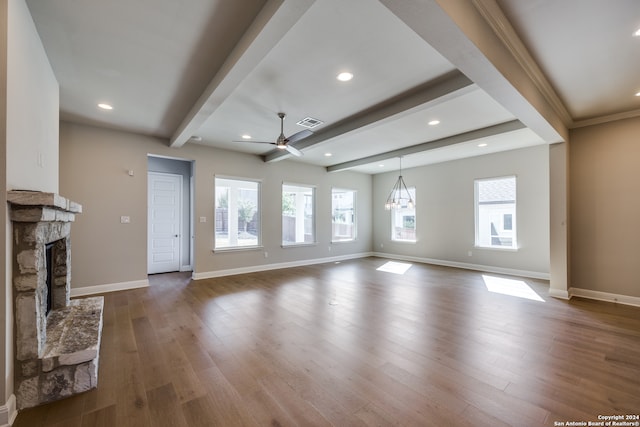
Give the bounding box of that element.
[384,156,414,210]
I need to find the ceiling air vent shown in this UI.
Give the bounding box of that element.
[296,117,324,129]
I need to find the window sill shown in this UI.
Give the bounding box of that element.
[474,245,518,252]
[213,245,264,253]
[282,242,317,249]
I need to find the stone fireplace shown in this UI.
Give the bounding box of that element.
[8,191,104,410]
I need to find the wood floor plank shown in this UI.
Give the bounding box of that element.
[80,404,116,427]
[180,394,250,427]
[131,317,173,391]
[146,383,189,427]
[167,363,208,404]
[248,338,369,426]
[194,366,261,427]
[113,315,151,427]
[40,394,86,426]
[354,402,399,427]
[13,258,640,426]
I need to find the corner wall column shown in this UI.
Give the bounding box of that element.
[549,142,570,298]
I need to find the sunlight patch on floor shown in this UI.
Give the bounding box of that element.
[482,275,545,302]
[377,261,412,275]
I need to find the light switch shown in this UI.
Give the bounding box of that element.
[199,217,206,223]
[120,216,130,224]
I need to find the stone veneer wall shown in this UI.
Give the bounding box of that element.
[8,191,104,409]
[14,222,71,360]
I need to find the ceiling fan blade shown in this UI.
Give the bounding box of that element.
[232,113,309,157]
[232,140,276,145]
[285,144,303,157]
[285,129,313,144]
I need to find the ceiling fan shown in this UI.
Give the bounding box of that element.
[235,112,313,157]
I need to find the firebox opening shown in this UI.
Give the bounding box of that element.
[45,242,55,315]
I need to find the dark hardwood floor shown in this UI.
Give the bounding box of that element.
[14,257,640,426]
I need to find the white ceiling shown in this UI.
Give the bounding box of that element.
[26,0,640,174]
[496,0,640,121]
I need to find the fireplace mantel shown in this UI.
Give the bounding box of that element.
[7,190,82,222]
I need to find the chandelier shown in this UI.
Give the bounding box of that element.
[384,156,414,210]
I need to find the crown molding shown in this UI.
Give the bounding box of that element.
[470,0,574,128]
[570,108,640,129]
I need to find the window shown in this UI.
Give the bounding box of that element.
[331,188,356,242]
[475,176,516,249]
[503,213,513,231]
[215,177,261,249]
[282,183,315,246]
[391,187,416,242]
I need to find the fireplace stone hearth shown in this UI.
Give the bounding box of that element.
[8,190,104,409]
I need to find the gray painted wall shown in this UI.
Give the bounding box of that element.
[61,121,551,289]
[60,121,373,288]
[372,144,550,276]
[570,116,640,299]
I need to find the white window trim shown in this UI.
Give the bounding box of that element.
[282,182,317,247]
[390,186,417,243]
[474,175,518,251]
[331,187,357,243]
[214,175,263,252]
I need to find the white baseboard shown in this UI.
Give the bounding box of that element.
[63,258,639,309]
[548,288,570,300]
[0,394,16,427]
[371,252,550,280]
[193,252,548,281]
[70,279,149,297]
[192,252,374,280]
[570,287,640,308]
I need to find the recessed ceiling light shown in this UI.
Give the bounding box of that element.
[428,120,440,126]
[241,134,252,139]
[324,152,332,157]
[337,72,353,82]
[378,164,385,167]
[97,103,113,110]
[635,91,640,97]
[478,143,488,147]
[190,135,202,142]
[633,28,640,37]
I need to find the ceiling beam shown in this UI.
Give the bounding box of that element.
[263,70,474,162]
[169,0,316,148]
[379,0,568,144]
[326,120,525,172]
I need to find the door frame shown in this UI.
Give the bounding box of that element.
[146,157,196,272]
[147,155,195,274]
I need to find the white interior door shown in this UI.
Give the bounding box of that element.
[148,172,182,274]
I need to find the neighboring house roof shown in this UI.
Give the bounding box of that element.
[478,177,516,203]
